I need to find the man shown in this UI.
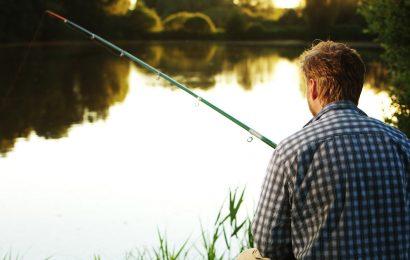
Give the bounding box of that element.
[251,41,410,259]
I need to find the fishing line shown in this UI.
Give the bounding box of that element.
[45,10,277,149]
[1,13,46,111]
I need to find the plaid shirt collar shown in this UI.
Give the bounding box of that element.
[304,100,367,128]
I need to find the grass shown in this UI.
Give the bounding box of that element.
[1,252,54,260]
[197,188,253,260]
[128,188,253,260]
[1,252,21,260]
[2,188,253,260]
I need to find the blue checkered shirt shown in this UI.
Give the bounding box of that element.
[252,101,410,259]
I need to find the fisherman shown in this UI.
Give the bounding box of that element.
[241,41,410,259]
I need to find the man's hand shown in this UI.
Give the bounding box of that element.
[238,248,270,260]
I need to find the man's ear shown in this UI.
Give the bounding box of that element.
[309,78,318,101]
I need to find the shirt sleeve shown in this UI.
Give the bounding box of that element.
[252,148,294,259]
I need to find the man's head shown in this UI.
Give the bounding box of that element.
[299,41,366,116]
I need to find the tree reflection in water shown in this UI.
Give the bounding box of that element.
[0,45,130,154]
[0,42,405,156]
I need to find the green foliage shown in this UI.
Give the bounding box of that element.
[121,231,190,260]
[203,6,240,28]
[184,15,216,33]
[0,0,62,43]
[0,0,371,42]
[163,12,191,31]
[334,0,365,25]
[1,252,21,260]
[0,0,162,43]
[245,23,266,35]
[152,231,190,260]
[127,3,163,33]
[143,0,234,17]
[303,0,340,34]
[60,0,112,28]
[360,0,410,135]
[162,13,185,31]
[198,188,254,259]
[278,9,304,26]
[105,0,131,15]
[116,188,253,260]
[225,12,247,35]
[163,12,216,33]
[1,251,53,260]
[84,2,162,39]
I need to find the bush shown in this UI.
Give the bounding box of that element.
[303,0,339,33]
[225,12,247,34]
[203,6,238,28]
[360,0,410,135]
[163,12,190,31]
[278,9,304,26]
[245,22,266,35]
[127,3,163,34]
[184,14,216,33]
[164,12,216,33]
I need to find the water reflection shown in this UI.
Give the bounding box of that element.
[0,46,129,154]
[0,42,402,156]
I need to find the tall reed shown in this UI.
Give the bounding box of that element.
[127,187,253,259]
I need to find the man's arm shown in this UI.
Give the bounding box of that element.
[252,149,294,259]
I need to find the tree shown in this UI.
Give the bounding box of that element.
[360,0,410,135]
[60,0,115,31]
[225,12,247,35]
[0,0,61,42]
[163,12,193,31]
[278,9,304,26]
[0,0,135,43]
[245,22,266,35]
[163,12,215,33]
[143,0,233,17]
[184,14,216,33]
[303,0,340,34]
[203,6,238,28]
[104,0,131,15]
[127,3,163,34]
[334,0,364,25]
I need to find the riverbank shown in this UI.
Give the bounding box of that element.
[0,39,382,50]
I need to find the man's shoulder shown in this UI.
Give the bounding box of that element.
[276,113,409,161]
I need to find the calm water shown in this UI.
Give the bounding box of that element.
[0,42,395,259]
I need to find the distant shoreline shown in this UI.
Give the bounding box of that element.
[0,40,382,50]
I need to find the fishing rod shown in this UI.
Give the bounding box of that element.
[45,10,277,149]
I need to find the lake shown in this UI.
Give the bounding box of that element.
[0,41,396,259]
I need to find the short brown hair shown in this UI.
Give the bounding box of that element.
[299,41,366,105]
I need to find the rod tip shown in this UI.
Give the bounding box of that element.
[45,10,67,22]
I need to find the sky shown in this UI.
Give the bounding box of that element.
[129,0,137,10]
[273,0,303,8]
